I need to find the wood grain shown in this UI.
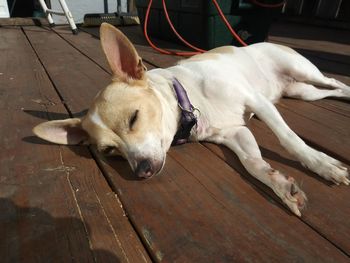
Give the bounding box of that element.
[0,26,150,262]
[24,25,350,261]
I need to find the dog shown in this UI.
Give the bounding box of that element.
[33,23,350,216]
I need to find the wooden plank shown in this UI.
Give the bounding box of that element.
[311,73,350,119]
[277,100,350,164]
[59,146,151,263]
[97,144,350,262]
[0,18,49,26]
[52,26,111,73]
[268,37,350,66]
[269,22,350,56]
[0,26,92,263]
[313,98,350,118]
[278,17,350,31]
[22,26,110,114]
[205,116,350,254]
[0,26,150,262]
[32,25,350,261]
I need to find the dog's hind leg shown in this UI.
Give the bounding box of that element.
[283,52,350,95]
[247,93,349,185]
[283,82,350,101]
[208,126,307,216]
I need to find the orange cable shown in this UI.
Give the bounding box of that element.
[162,0,206,53]
[143,0,200,56]
[144,0,273,56]
[211,0,248,47]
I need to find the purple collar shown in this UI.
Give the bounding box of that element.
[171,78,197,145]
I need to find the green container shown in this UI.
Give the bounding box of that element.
[136,0,281,49]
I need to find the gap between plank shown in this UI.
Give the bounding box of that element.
[203,144,350,258]
[54,26,350,249]
[21,26,98,262]
[22,26,154,262]
[27,25,350,259]
[277,104,350,165]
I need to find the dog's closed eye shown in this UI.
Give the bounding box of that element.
[129,110,139,130]
[101,145,117,155]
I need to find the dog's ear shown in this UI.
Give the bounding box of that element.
[33,118,89,145]
[100,22,146,82]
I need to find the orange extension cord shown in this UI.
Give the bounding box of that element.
[143,0,285,56]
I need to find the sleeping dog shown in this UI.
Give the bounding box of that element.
[33,23,349,216]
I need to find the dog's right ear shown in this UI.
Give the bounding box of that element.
[100,22,146,82]
[33,118,89,145]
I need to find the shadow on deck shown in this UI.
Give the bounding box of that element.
[0,18,349,262]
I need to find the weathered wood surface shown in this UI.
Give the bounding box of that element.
[1,20,350,262]
[0,18,49,26]
[0,26,150,263]
[26,24,350,261]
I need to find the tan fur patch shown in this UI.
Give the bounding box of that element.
[82,80,162,151]
[184,46,235,63]
[186,53,220,62]
[207,46,235,54]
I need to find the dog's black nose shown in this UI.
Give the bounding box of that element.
[136,159,153,178]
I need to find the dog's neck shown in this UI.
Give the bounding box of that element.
[147,70,182,149]
[147,68,205,148]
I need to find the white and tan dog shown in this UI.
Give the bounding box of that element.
[34,23,350,216]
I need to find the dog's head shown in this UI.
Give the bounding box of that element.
[33,23,168,178]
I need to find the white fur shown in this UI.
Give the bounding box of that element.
[127,132,166,173]
[90,108,108,130]
[33,37,349,216]
[142,43,349,216]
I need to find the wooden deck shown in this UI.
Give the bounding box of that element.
[1,19,349,262]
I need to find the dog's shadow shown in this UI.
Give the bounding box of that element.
[23,109,88,120]
[90,149,144,181]
[0,198,121,262]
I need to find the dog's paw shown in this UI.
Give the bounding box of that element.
[270,170,307,217]
[309,153,349,185]
[322,161,349,185]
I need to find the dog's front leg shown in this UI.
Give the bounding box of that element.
[208,126,307,216]
[247,93,349,186]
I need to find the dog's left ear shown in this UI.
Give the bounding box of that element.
[33,118,89,145]
[100,22,146,82]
